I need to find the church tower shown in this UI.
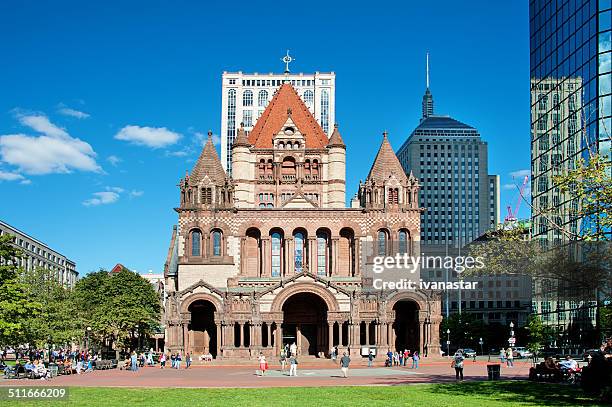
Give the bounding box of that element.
[359,132,419,211]
[326,124,346,208]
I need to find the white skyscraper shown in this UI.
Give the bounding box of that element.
[220,53,335,172]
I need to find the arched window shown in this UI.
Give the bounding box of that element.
[271,231,282,277]
[282,157,296,180]
[388,188,399,204]
[258,159,266,179]
[191,230,201,256]
[377,230,388,256]
[303,90,314,107]
[243,90,253,106]
[278,141,285,149]
[212,230,222,256]
[316,230,329,276]
[294,231,306,273]
[311,159,319,178]
[399,229,409,255]
[258,90,268,107]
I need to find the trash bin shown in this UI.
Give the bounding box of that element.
[48,363,58,378]
[487,364,501,380]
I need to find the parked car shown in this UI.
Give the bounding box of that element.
[512,347,533,358]
[463,348,477,358]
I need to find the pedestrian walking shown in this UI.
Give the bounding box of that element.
[186,352,192,369]
[499,349,506,364]
[367,350,374,367]
[289,354,298,376]
[170,353,176,369]
[386,349,393,367]
[160,353,166,369]
[340,352,351,378]
[506,347,514,368]
[258,353,267,376]
[279,348,287,372]
[412,351,419,369]
[452,350,465,381]
[404,350,409,366]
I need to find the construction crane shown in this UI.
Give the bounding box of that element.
[504,175,529,222]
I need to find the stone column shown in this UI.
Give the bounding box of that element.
[308,237,316,274]
[275,323,283,355]
[328,322,334,352]
[182,322,189,353]
[354,238,361,276]
[365,322,370,346]
[339,322,344,347]
[266,323,272,348]
[239,323,245,348]
[331,238,339,276]
[240,237,246,275]
[216,323,222,356]
[296,324,301,355]
[262,237,271,277]
[286,237,294,275]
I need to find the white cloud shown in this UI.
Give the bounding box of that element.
[106,186,124,193]
[58,106,90,119]
[212,133,221,146]
[82,191,120,206]
[0,170,27,183]
[0,133,101,175]
[16,112,68,138]
[0,112,100,175]
[130,190,144,198]
[165,150,189,157]
[502,183,516,190]
[509,169,530,179]
[115,125,181,148]
[194,131,220,146]
[107,155,121,166]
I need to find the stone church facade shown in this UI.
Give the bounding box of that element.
[163,83,442,359]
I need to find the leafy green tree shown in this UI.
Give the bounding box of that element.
[525,315,544,356]
[440,313,488,350]
[0,234,41,346]
[73,268,161,355]
[20,267,84,349]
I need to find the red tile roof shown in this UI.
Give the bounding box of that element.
[248,83,328,149]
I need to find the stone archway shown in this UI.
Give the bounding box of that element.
[392,300,420,353]
[282,292,328,357]
[188,300,218,358]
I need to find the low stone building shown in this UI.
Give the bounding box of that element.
[163,83,442,359]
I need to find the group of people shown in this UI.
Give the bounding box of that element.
[258,343,353,378]
[385,349,420,368]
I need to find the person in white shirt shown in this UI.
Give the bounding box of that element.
[559,355,578,371]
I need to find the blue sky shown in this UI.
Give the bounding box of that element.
[0,1,531,275]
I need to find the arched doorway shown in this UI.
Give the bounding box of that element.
[282,292,328,356]
[188,300,217,358]
[392,300,419,352]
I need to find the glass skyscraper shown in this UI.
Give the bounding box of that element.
[530,0,612,242]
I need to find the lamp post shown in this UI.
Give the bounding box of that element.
[479,337,484,357]
[85,327,91,350]
[509,322,515,347]
[446,329,451,357]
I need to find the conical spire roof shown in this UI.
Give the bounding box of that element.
[327,124,345,148]
[233,123,250,148]
[366,131,407,182]
[249,83,328,148]
[189,131,227,185]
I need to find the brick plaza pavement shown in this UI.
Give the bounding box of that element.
[0,359,531,388]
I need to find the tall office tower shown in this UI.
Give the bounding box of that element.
[397,88,499,246]
[529,1,611,334]
[220,55,335,173]
[530,1,611,242]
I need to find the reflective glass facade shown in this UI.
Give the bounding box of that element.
[530,0,612,242]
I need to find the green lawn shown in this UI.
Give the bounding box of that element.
[3,381,604,406]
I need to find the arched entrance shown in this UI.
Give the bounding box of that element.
[392,300,420,352]
[282,292,328,356]
[188,300,217,358]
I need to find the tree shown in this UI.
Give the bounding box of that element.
[20,267,83,349]
[525,315,544,356]
[73,268,161,356]
[440,313,488,350]
[0,234,41,346]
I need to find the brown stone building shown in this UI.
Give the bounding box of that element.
[163,83,442,359]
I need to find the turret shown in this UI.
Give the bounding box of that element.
[326,123,346,208]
